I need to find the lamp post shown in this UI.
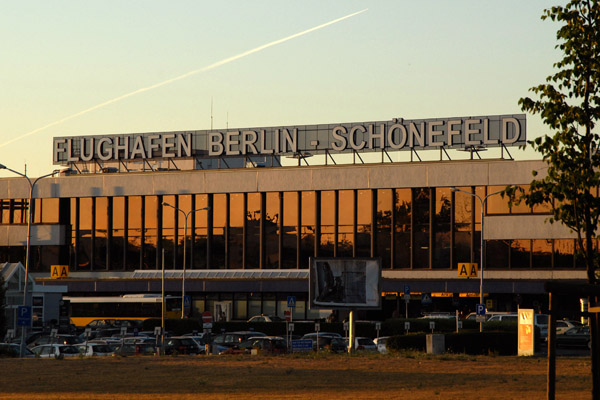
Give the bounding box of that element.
[451,187,503,332]
[162,202,209,318]
[0,164,57,357]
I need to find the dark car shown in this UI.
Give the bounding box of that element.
[113,343,157,356]
[27,334,82,349]
[556,326,591,349]
[78,328,121,341]
[220,336,287,355]
[0,343,34,358]
[163,337,202,355]
[212,331,266,348]
[301,333,346,353]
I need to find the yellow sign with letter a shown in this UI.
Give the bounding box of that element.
[457,263,478,278]
[51,265,69,279]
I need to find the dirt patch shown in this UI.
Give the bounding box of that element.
[0,352,592,400]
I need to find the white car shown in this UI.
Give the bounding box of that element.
[345,337,377,352]
[31,344,81,358]
[76,343,115,356]
[373,336,390,354]
[556,320,581,335]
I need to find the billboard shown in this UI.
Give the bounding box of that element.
[309,258,381,309]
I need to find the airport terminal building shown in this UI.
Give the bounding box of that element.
[0,113,588,325]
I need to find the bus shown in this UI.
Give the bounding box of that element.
[64,294,185,327]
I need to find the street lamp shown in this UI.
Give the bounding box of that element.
[451,186,503,332]
[162,202,209,318]
[0,164,57,357]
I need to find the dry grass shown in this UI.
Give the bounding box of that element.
[0,352,593,400]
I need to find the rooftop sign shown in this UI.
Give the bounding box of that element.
[53,114,525,165]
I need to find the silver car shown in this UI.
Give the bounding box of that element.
[31,344,81,358]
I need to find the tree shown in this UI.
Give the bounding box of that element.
[505,1,600,395]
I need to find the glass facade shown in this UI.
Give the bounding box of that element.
[0,186,588,273]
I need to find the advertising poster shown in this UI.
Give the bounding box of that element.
[309,258,381,309]
[518,308,534,356]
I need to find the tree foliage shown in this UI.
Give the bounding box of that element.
[506,0,600,283]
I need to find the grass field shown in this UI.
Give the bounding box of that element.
[0,352,593,400]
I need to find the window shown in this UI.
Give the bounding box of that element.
[412,188,430,268]
[282,192,298,268]
[393,189,411,269]
[376,189,392,269]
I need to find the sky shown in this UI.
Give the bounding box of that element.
[0,1,564,178]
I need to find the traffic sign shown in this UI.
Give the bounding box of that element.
[17,306,32,327]
[291,339,313,352]
[287,296,296,308]
[476,304,486,322]
[476,304,486,316]
[421,293,432,305]
[404,285,411,295]
[202,311,213,324]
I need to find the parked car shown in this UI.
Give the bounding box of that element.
[31,344,81,358]
[85,319,142,330]
[535,314,549,340]
[163,337,202,355]
[301,333,346,353]
[556,326,591,349]
[220,336,288,355]
[211,331,267,353]
[465,311,514,321]
[0,343,34,358]
[487,314,518,323]
[247,315,283,323]
[182,333,206,348]
[419,312,454,319]
[556,320,582,335]
[345,337,377,352]
[113,343,156,356]
[123,336,156,344]
[373,336,390,354]
[27,334,82,349]
[76,343,115,357]
[85,319,121,329]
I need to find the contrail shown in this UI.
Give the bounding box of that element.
[0,9,367,149]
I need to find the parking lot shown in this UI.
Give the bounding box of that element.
[0,352,593,400]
